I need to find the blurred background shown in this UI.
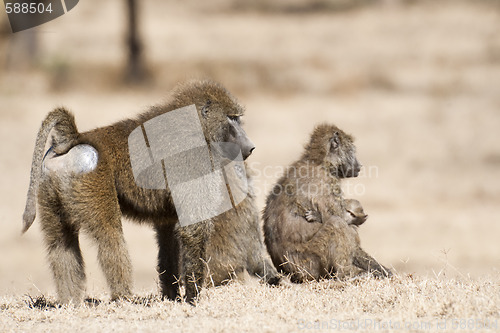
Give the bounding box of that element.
[1,0,499,297]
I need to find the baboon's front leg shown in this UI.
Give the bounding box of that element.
[252,257,281,286]
[177,221,212,305]
[353,247,392,278]
[246,217,281,285]
[155,222,180,301]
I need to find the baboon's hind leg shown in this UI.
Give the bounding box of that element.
[155,222,180,301]
[83,193,133,300]
[96,228,133,300]
[39,191,86,304]
[282,250,323,283]
[353,248,392,278]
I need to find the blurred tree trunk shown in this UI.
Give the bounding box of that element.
[125,0,148,83]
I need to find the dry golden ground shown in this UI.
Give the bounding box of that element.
[1,275,499,332]
[1,0,499,331]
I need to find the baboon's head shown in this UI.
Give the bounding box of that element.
[344,198,368,226]
[171,80,255,160]
[302,124,361,178]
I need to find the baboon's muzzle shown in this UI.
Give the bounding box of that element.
[227,120,255,160]
[340,161,361,178]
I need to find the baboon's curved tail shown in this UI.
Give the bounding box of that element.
[22,108,79,233]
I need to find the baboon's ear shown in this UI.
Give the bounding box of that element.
[201,100,212,119]
[329,132,340,151]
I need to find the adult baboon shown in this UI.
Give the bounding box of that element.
[263,124,391,283]
[23,80,256,304]
[305,198,368,227]
[205,164,280,286]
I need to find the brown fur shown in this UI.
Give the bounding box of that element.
[305,198,368,226]
[205,165,280,286]
[23,80,257,304]
[263,124,391,283]
[344,198,368,226]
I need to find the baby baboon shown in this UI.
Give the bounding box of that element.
[305,198,367,227]
[263,124,391,283]
[205,164,280,286]
[344,198,368,226]
[23,80,256,304]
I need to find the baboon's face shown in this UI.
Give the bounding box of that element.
[344,199,366,218]
[302,124,361,177]
[345,207,368,226]
[327,131,361,178]
[185,82,255,160]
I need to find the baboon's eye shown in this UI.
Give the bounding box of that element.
[228,115,240,123]
[330,136,340,151]
[201,100,212,118]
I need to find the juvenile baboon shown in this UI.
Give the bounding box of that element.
[205,164,280,286]
[305,198,368,227]
[263,124,391,283]
[23,80,256,304]
[278,215,366,282]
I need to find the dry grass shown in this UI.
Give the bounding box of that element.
[1,0,500,331]
[1,274,499,332]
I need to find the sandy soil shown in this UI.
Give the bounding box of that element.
[0,0,499,330]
